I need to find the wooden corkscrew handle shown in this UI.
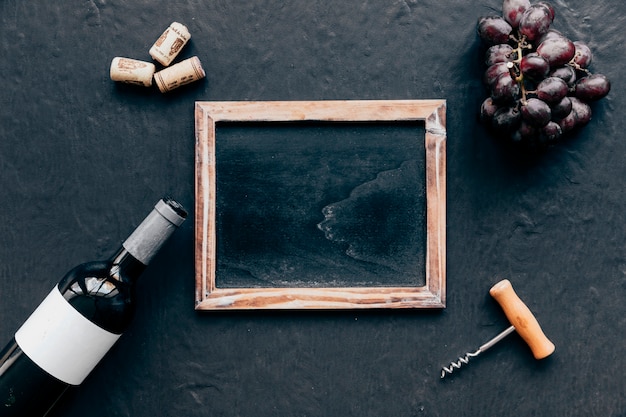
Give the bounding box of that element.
[489,279,555,360]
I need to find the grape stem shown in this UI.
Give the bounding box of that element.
[569,57,591,75]
[508,34,532,106]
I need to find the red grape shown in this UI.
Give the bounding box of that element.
[519,5,552,41]
[480,97,500,123]
[536,76,568,104]
[520,53,549,80]
[502,0,531,28]
[575,74,610,101]
[521,98,552,127]
[541,121,562,142]
[492,72,521,103]
[485,44,515,66]
[557,111,577,133]
[550,96,572,120]
[478,16,513,45]
[484,62,513,87]
[492,106,522,133]
[534,2,555,21]
[570,97,592,125]
[550,65,577,86]
[536,36,576,67]
[537,28,563,44]
[572,41,592,68]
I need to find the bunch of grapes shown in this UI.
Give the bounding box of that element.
[478,0,610,149]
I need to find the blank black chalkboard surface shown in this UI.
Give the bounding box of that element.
[0,0,624,416]
[217,120,427,289]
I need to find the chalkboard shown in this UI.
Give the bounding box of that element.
[195,100,446,309]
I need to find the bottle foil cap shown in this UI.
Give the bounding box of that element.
[123,198,187,265]
[155,198,187,226]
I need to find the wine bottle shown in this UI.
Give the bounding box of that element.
[0,197,187,417]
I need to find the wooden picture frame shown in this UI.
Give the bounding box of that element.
[195,100,446,310]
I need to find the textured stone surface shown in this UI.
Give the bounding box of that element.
[0,0,624,416]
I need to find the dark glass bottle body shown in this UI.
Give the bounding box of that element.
[0,198,186,417]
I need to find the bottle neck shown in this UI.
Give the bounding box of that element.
[109,248,146,284]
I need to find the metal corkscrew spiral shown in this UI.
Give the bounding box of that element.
[440,326,515,378]
[440,280,555,380]
[441,351,480,378]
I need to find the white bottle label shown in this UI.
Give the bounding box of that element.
[15,286,121,385]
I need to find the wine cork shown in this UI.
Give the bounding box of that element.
[109,57,156,87]
[149,22,190,66]
[154,56,206,93]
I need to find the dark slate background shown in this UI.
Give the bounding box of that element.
[0,0,624,416]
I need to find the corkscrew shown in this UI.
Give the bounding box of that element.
[440,279,555,379]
